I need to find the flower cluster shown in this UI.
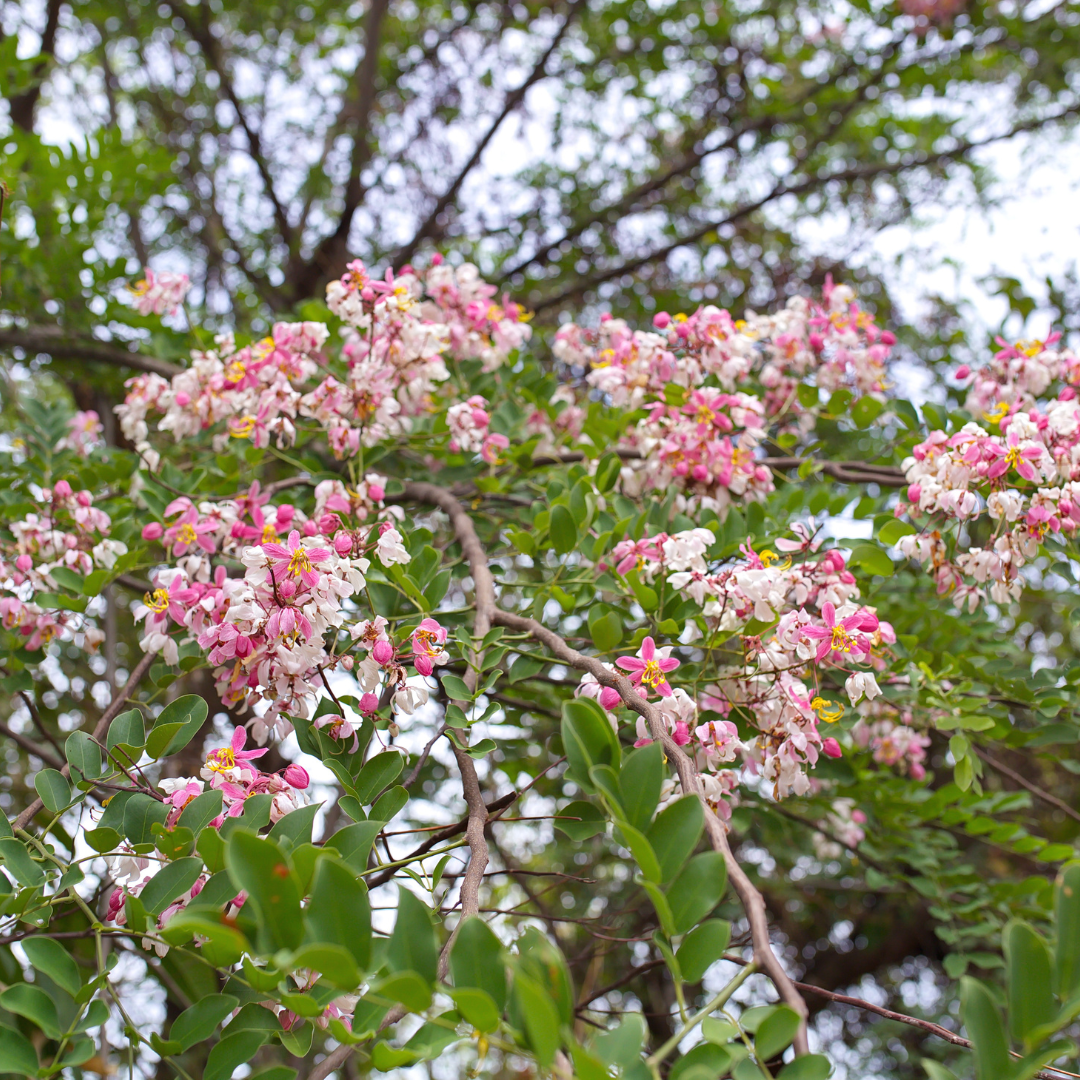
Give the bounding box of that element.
[900,340,1080,605]
[554,276,894,514]
[127,267,192,317]
[0,481,124,652]
[57,410,104,457]
[584,523,896,800]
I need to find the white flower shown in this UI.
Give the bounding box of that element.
[845,671,881,705]
[375,526,410,566]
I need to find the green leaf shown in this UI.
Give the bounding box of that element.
[592,1012,647,1068]
[513,969,561,1068]
[140,857,203,916]
[22,936,81,997]
[646,796,704,883]
[678,919,732,982]
[1055,861,1080,997]
[851,395,884,428]
[376,971,431,1013]
[152,695,208,756]
[960,977,1012,1080]
[49,566,85,593]
[639,877,676,936]
[616,821,662,884]
[754,1005,802,1061]
[0,836,45,886]
[124,793,169,845]
[778,1054,833,1079]
[288,944,361,990]
[451,915,507,1010]
[878,518,916,546]
[224,831,303,952]
[671,1044,734,1080]
[371,785,409,820]
[204,1029,270,1080]
[353,751,405,804]
[170,994,240,1052]
[34,768,71,813]
[146,722,186,759]
[588,609,623,653]
[84,827,122,854]
[371,1041,419,1070]
[324,820,384,872]
[0,1028,38,1076]
[550,504,578,555]
[177,789,224,834]
[387,887,438,983]
[562,697,621,792]
[848,543,894,577]
[667,851,727,934]
[517,927,574,1025]
[268,802,322,849]
[595,452,622,493]
[448,986,501,1032]
[1004,920,1055,1048]
[441,674,472,701]
[0,983,62,1038]
[106,708,145,754]
[304,856,371,971]
[162,911,248,966]
[555,800,606,841]
[619,742,663,833]
[64,731,101,779]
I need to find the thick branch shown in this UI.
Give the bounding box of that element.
[290,0,390,300]
[0,327,183,378]
[392,0,585,268]
[8,0,62,132]
[14,652,155,831]
[530,103,1080,312]
[0,719,66,772]
[974,747,1080,825]
[400,481,811,1055]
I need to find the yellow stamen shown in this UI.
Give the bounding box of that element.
[261,522,278,544]
[176,523,198,546]
[830,625,855,653]
[230,415,257,438]
[204,747,236,774]
[983,401,1009,424]
[640,660,667,691]
[811,696,844,722]
[759,550,792,570]
[143,588,170,614]
[287,547,313,577]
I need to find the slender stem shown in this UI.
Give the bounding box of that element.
[646,961,758,1068]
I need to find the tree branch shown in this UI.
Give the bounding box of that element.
[392,0,585,268]
[0,327,183,378]
[14,652,155,831]
[529,103,1080,313]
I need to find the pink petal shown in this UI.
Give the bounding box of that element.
[821,602,836,627]
[616,657,645,672]
[640,636,656,661]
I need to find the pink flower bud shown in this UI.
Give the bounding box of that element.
[318,513,341,534]
[368,484,385,502]
[278,579,296,598]
[360,286,375,300]
[175,391,191,406]
[1062,387,1077,402]
[907,484,922,504]
[333,533,353,556]
[283,763,310,789]
[76,490,92,507]
[302,519,318,536]
[809,333,824,351]
[851,809,867,824]
[880,331,896,345]
[652,311,671,329]
[359,692,379,713]
[954,365,971,380]
[142,522,164,540]
[53,480,72,499]
[15,554,32,572]
[598,687,622,711]
[340,655,354,671]
[822,737,842,759]
[372,639,394,665]
[599,311,612,323]
[431,253,443,266]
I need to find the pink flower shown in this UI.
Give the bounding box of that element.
[411,617,448,676]
[616,636,680,698]
[282,764,310,789]
[985,429,1045,483]
[261,530,331,588]
[480,433,509,464]
[164,507,217,556]
[800,603,876,664]
[203,727,267,781]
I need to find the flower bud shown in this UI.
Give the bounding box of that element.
[302,519,318,536]
[53,480,72,499]
[359,692,380,714]
[367,484,385,502]
[76,490,92,507]
[282,763,310,789]
[906,484,921,504]
[15,554,32,572]
[822,737,842,759]
[142,522,164,540]
[598,687,622,711]
[372,639,394,665]
[954,364,971,380]
[333,532,353,556]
